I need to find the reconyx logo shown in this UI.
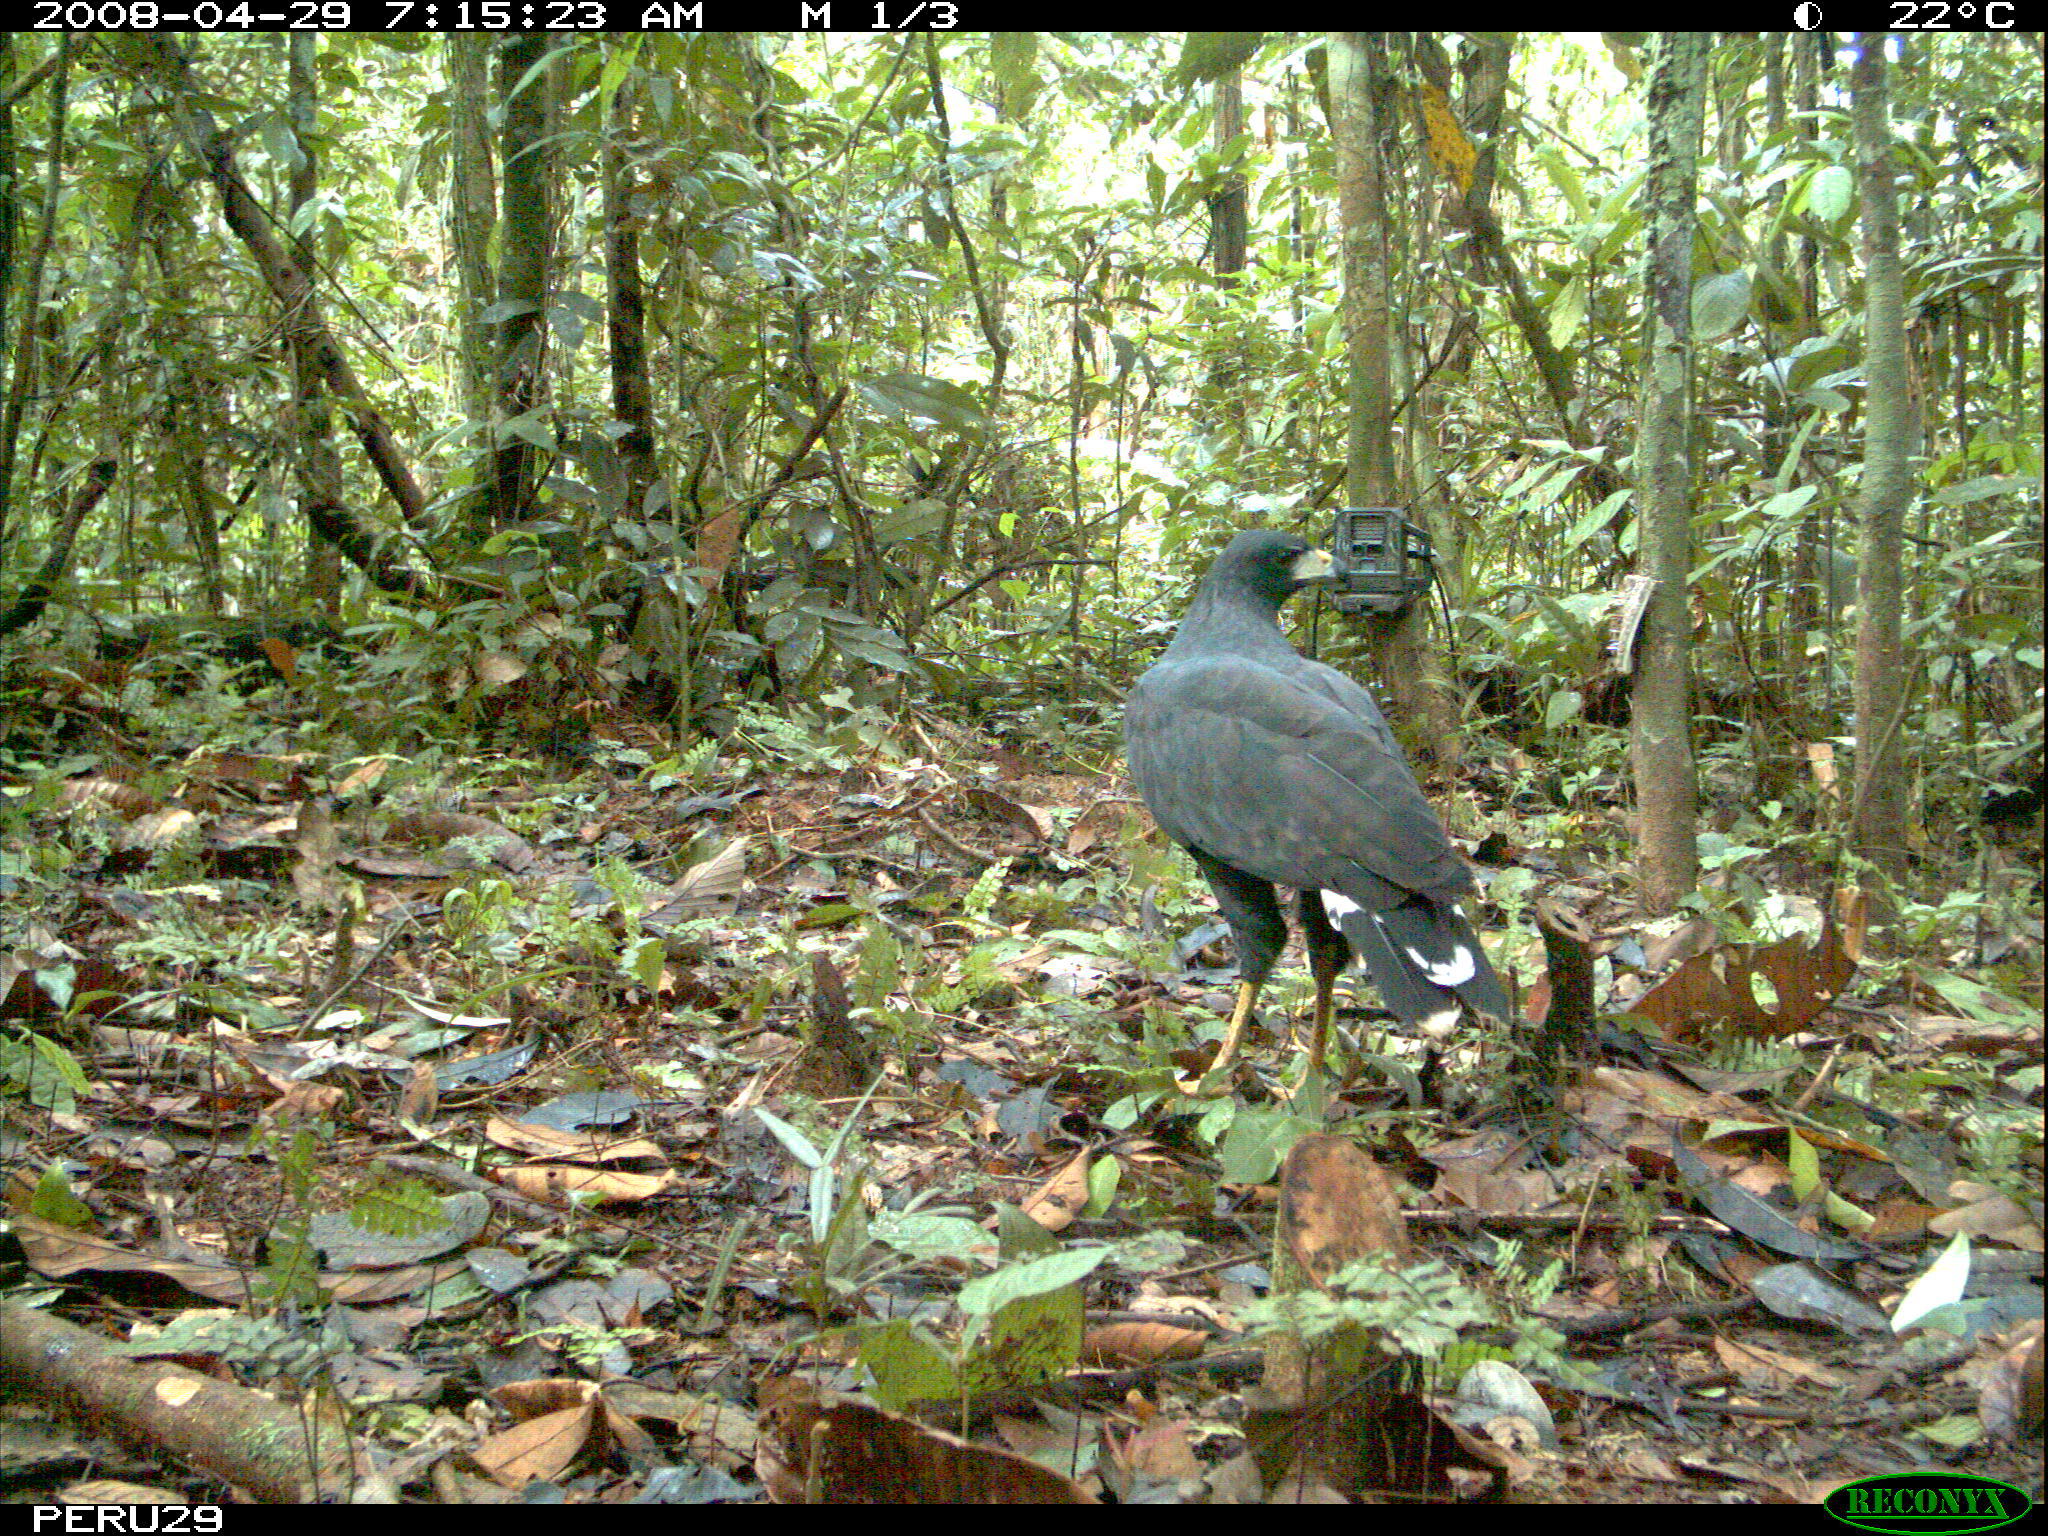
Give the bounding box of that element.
[1825,1473,2032,1535]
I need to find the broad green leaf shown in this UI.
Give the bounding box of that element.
[1216,1104,1315,1185]
[1691,270,1752,340]
[962,1287,1084,1393]
[1786,1128,1820,1201]
[957,1247,1108,1317]
[859,373,990,435]
[1914,971,2038,1027]
[989,33,1040,117]
[1085,1156,1121,1218]
[877,498,948,548]
[1759,485,1818,521]
[995,1201,1062,1260]
[1174,33,1262,86]
[1562,489,1631,553]
[1547,276,1587,349]
[1536,145,1591,222]
[1807,164,1854,224]
[30,1164,95,1229]
[855,1319,959,1410]
[869,1211,991,1263]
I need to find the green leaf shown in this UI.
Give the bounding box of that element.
[33,964,75,1012]
[1786,1128,1820,1201]
[3,1033,87,1113]
[1934,474,2029,506]
[1532,592,1593,648]
[598,38,638,104]
[876,498,949,548]
[1691,270,1752,340]
[962,1286,1084,1393]
[1561,489,1631,553]
[621,935,665,992]
[1806,164,1854,224]
[1543,689,1583,729]
[868,1211,991,1263]
[827,622,910,672]
[988,33,1040,117]
[1910,1415,1983,1450]
[1536,145,1591,222]
[1173,33,1262,87]
[855,1318,959,1411]
[795,902,864,930]
[501,412,558,452]
[1758,485,1818,521]
[30,1163,95,1229]
[1913,971,2038,1027]
[820,1170,869,1271]
[957,1247,1108,1317]
[1547,276,1587,349]
[995,1201,1062,1261]
[752,1105,822,1170]
[858,373,990,435]
[1216,1104,1315,1185]
[1085,1156,1121,1218]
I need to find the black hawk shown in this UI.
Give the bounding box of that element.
[1124,529,1508,1089]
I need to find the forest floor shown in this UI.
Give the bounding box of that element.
[1,641,2041,1505]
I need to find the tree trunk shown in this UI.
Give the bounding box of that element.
[1848,36,1913,884]
[1328,32,1463,773]
[488,31,551,535]
[448,34,497,427]
[603,76,659,524]
[289,33,343,607]
[1628,32,1707,915]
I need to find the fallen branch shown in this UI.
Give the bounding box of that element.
[0,1299,393,1502]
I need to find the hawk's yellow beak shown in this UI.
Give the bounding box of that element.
[1290,547,1338,583]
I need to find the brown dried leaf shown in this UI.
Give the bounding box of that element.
[1980,1322,2043,1442]
[334,757,391,796]
[493,1165,675,1206]
[1712,1336,1843,1388]
[256,636,299,683]
[1279,1134,1412,1282]
[397,1061,439,1127]
[696,507,742,576]
[1021,1153,1092,1233]
[1081,1321,1207,1366]
[1632,892,1860,1042]
[472,651,528,690]
[472,1389,599,1488]
[14,1213,260,1304]
[1104,1415,1201,1481]
[602,1382,758,1466]
[755,1377,1094,1503]
[58,1482,192,1505]
[115,807,199,851]
[482,1115,665,1164]
[263,1082,348,1123]
[964,786,1054,842]
[60,777,160,818]
[651,837,750,915]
